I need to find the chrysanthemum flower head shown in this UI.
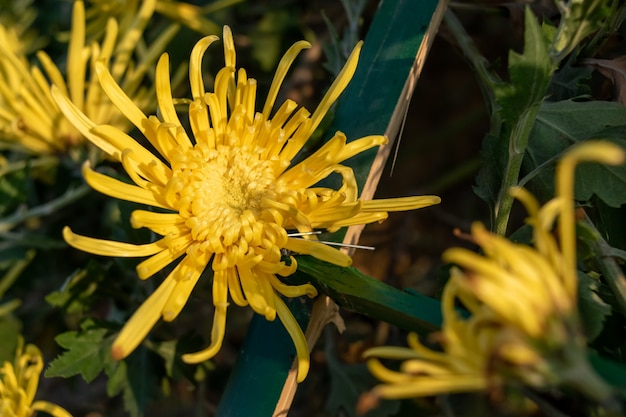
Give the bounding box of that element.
[366,141,623,402]
[83,0,233,41]
[55,26,441,382]
[0,0,176,157]
[0,339,71,417]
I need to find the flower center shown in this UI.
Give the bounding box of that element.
[170,143,279,252]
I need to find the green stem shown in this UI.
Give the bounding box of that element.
[580,212,626,318]
[494,105,541,236]
[0,184,90,232]
[560,348,621,415]
[0,155,58,177]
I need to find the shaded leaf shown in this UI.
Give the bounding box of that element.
[578,271,612,341]
[524,99,626,206]
[0,314,21,364]
[106,347,160,417]
[494,9,554,124]
[547,59,593,101]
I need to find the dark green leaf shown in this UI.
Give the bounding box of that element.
[578,271,612,341]
[0,314,21,363]
[473,133,508,224]
[494,9,554,124]
[296,256,442,333]
[546,59,593,101]
[45,323,111,382]
[106,348,160,417]
[524,99,626,206]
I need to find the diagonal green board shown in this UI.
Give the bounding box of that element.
[216,1,444,415]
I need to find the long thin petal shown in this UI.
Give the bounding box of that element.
[275,294,309,383]
[261,40,311,119]
[284,238,352,267]
[111,276,177,360]
[360,196,441,212]
[162,252,210,321]
[180,269,229,363]
[95,60,148,134]
[308,41,362,136]
[51,86,118,156]
[63,226,167,257]
[189,35,220,99]
[82,162,169,209]
[32,401,73,417]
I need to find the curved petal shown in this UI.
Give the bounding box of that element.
[189,35,220,99]
[82,162,170,209]
[261,40,311,119]
[32,401,73,417]
[51,86,118,156]
[95,60,148,134]
[275,294,309,383]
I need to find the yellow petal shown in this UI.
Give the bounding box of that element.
[284,238,352,267]
[261,40,311,118]
[181,302,228,364]
[237,264,275,320]
[360,195,441,212]
[374,375,486,399]
[266,272,317,298]
[67,0,86,110]
[189,35,220,99]
[31,401,73,417]
[63,226,167,257]
[136,234,193,279]
[82,162,169,209]
[112,276,177,360]
[51,86,118,156]
[95,60,148,135]
[275,294,309,383]
[162,252,209,321]
[308,41,362,135]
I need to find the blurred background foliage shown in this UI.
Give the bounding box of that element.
[2,0,626,416]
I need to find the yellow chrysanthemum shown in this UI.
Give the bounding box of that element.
[366,141,623,401]
[0,0,44,55]
[83,0,239,40]
[0,340,71,417]
[54,26,441,382]
[0,0,176,156]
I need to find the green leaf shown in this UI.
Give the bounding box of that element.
[494,8,554,124]
[546,58,593,101]
[45,322,112,382]
[0,314,21,363]
[45,260,105,313]
[296,256,442,333]
[523,99,626,206]
[577,272,612,341]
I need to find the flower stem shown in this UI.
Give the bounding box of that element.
[0,184,90,232]
[494,105,541,236]
[580,211,626,318]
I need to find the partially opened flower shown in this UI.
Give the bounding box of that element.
[366,141,623,403]
[0,0,176,156]
[0,340,71,417]
[54,26,441,382]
